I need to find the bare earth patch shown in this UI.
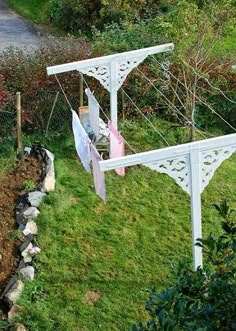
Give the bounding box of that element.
[82,291,102,305]
[0,156,43,295]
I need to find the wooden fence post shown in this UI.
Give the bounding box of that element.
[45,91,59,137]
[16,92,24,161]
[80,74,84,107]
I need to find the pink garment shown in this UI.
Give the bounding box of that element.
[90,144,106,202]
[108,121,125,176]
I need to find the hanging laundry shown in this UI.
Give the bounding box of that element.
[98,118,109,140]
[85,88,100,141]
[108,121,125,176]
[72,110,91,173]
[90,144,106,202]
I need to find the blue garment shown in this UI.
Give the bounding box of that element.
[72,110,91,173]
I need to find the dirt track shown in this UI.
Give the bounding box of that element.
[0,0,39,53]
[0,156,42,295]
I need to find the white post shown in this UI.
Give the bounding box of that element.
[110,62,118,128]
[189,147,202,270]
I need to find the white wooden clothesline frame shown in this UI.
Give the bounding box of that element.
[47,43,174,128]
[46,45,236,270]
[99,134,236,270]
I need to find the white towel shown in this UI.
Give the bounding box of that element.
[85,88,100,141]
[72,110,91,173]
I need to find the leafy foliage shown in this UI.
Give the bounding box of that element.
[49,0,161,34]
[134,200,236,330]
[22,179,36,191]
[1,1,236,141]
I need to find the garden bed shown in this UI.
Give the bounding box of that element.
[0,155,43,297]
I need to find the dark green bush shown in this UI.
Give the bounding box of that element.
[196,92,236,134]
[49,0,161,34]
[133,200,236,331]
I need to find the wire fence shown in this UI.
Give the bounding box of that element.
[0,89,77,155]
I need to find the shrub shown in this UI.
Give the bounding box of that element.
[197,92,236,134]
[133,200,236,330]
[49,0,161,34]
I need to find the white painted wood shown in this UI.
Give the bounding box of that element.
[110,62,118,128]
[47,43,174,128]
[145,155,190,194]
[47,44,174,78]
[201,146,236,193]
[99,134,236,174]
[189,147,202,270]
[99,133,236,269]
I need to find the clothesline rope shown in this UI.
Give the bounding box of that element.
[136,67,207,140]
[181,59,236,105]
[54,75,73,111]
[152,56,236,133]
[54,73,137,154]
[80,73,137,154]
[121,87,170,146]
[80,73,110,122]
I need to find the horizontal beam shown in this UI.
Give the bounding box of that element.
[47,43,174,76]
[99,134,236,171]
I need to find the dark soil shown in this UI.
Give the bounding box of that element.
[0,156,43,296]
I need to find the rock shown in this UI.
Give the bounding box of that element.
[23,255,32,263]
[42,176,56,192]
[1,275,17,298]
[18,224,25,231]
[28,246,41,255]
[14,323,27,331]
[21,243,40,262]
[45,149,55,161]
[18,260,26,270]
[23,221,38,236]
[5,280,24,304]
[21,243,33,260]
[24,146,31,156]
[28,191,46,208]
[23,207,40,220]
[19,266,35,281]
[8,304,21,320]
[42,149,55,192]
[19,236,34,253]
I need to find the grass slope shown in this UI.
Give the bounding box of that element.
[7,0,49,24]
[14,119,236,330]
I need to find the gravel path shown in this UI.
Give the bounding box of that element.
[0,0,40,53]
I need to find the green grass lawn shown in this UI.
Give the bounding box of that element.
[11,119,236,331]
[7,0,50,24]
[213,28,236,57]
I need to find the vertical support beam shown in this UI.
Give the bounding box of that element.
[189,147,202,270]
[121,89,126,121]
[110,62,118,129]
[16,92,24,162]
[80,73,84,107]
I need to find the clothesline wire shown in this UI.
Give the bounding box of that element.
[54,75,73,111]
[120,87,170,146]
[135,67,207,140]
[79,73,137,154]
[152,56,236,133]
[79,73,110,122]
[181,59,236,105]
